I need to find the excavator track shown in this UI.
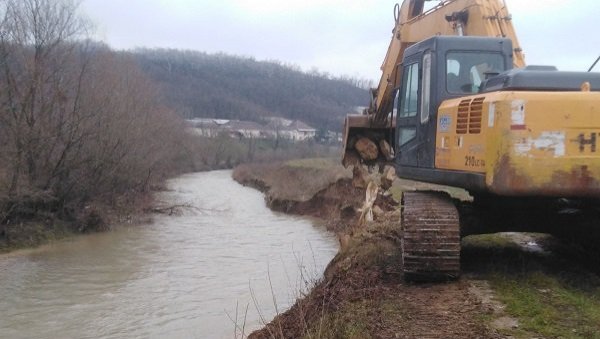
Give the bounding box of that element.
[401,191,461,281]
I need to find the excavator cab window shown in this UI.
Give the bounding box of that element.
[393,88,399,117]
[400,62,419,118]
[421,52,432,124]
[398,62,420,147]
[446,52,504,94]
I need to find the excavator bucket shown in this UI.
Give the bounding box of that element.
[341,114,395,168]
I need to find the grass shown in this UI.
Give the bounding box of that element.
[491,271,600,338]
[301,300,373,339]
[285,158,341,170]
[462,233,521,250]
[233,158,352,203]
[463,233,600,339]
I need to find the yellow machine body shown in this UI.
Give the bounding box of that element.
[435,91,600,197]
[342,0,525,166]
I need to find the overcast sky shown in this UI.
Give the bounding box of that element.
[81,0,600,82]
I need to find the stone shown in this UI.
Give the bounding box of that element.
[381,166,397,190]
[342,150,361,168]
[352,165,369,189]
[379,139,394,161]
[355,137,378,161]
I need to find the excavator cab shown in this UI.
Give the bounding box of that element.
[395,36,513,183]
[341,0,526,169]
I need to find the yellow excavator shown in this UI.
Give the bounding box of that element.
[342,0,600,281]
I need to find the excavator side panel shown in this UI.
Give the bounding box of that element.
[435,91,600,197]
[435,95,488,174]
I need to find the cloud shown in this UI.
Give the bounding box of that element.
[508,0,600,71]
[81,0,600,80]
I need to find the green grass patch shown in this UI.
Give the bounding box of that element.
[463,232,600,338]
[388,183,404,202]
[489,271,600,338]
[462,233,520,250]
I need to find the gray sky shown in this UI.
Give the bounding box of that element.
[81,0,600,82]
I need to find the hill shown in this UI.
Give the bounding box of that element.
[131,49,370,131]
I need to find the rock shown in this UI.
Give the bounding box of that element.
[379,139,394,161]
[342,150,361,168]
[355,137,378,161]
[352,165,369,189]
[381,166,397,190]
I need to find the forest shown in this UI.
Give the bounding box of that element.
[133,48,370,131]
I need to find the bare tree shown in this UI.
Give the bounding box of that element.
[0,0,186,229]
[0,0,90,197]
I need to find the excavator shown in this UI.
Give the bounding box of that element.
[342,0,600,281]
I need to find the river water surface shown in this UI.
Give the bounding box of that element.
[0,170,338,338]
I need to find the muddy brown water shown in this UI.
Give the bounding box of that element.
[0,170,338,339]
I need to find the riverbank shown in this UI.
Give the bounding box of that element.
[233,159,357,227]
[0,190,156,254]
[1,138,339,254]
[233,159,600,338]
[233,160,495,338]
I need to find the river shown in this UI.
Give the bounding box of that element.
[0,170,339,338]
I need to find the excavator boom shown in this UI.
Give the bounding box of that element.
[343,0,525,166]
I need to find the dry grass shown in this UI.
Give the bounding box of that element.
[233,159,351,203]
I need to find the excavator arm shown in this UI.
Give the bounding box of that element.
[343,0,525,166]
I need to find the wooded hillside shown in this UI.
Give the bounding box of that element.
[132,49,370,131]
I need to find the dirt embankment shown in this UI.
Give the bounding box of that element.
[234,159,600,338]
[247,220,498,339]
[0,189,159,253]
[232,160,362,228]
[232,160,501,338]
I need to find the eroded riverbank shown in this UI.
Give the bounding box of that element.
[234,159,600,339]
